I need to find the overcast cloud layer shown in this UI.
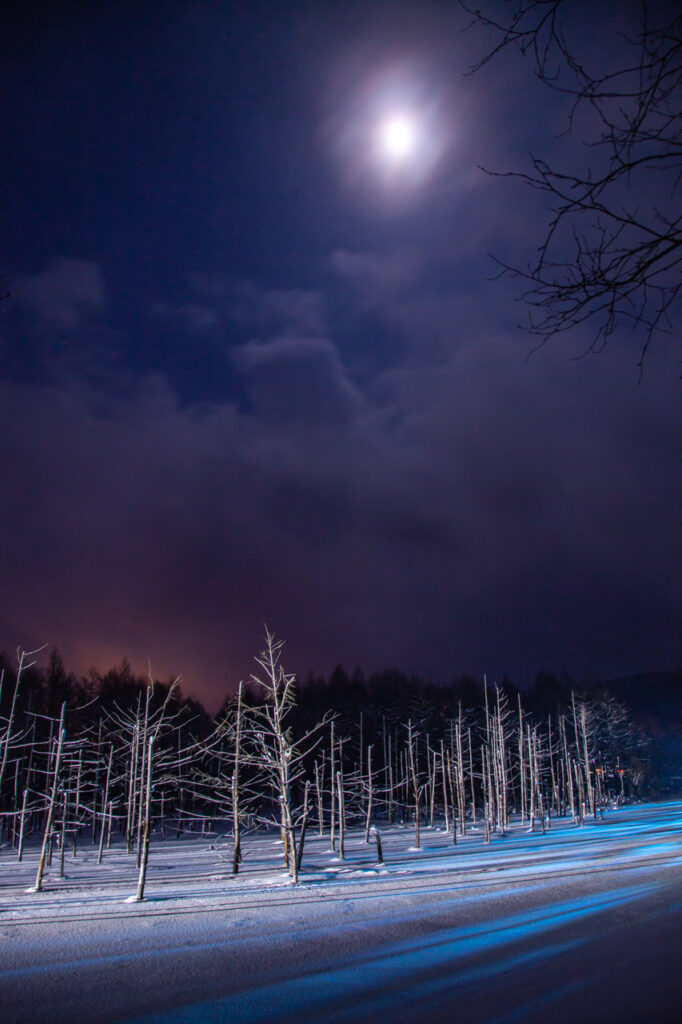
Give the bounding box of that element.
[2,2,679,708]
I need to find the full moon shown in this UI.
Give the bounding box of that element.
[378,115,416,160]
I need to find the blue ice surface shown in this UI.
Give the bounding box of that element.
[486,979,587,1024]
[0,883,545,983]
[124,882,659,1024]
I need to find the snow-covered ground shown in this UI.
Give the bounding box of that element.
[2,801,681,1023]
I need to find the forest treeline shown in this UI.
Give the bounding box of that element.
[0,638,679,896]
[1,644,676,787]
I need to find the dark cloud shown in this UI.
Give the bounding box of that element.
[2,2,679,709]
[229,283,326,337]
[1,253,678,711]
[150,300,219,332]
[181,276,326,338]
[232,335,364,427]
[12,258,107,331]
[331,248,421,308]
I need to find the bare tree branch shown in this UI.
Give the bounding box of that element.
[463,0,681,374]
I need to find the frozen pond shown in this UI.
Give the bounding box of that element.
[1,801,681,1022]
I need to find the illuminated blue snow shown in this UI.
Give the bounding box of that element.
[125,883,659,1024]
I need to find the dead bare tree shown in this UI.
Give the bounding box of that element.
[572,692,596,818]
[189,682,262,875]
[231,681,244,873]
[329,719,336,850]
[135,735,154,901]
[133,678,214,902]
[490,687,513,835]
[363,744,374,842]
[97,744,113,865]
[405,720,422,848]
[247,628,329,883]
[33,703,66,892]
[0,647,43,798]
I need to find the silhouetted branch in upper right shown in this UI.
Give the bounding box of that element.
[463,0,681,375]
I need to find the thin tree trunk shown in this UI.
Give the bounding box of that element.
[457,711,466,835]
[126,717,139,854]
[429,748,437,827]
[17,788,28,861]
[482,745,490,844]
[91,720,102,843]
[468,727,476,825]
[580,704,595,818]
[59,792,68,878]
[364,745,374,842]
[0,656,24,794]
[35,703,66,892]
[446,746,457,845]
[440,740,450,834]
[407,720,420,848]
[533,729,545,834]
[232,681,243,874]
[518,694,526,823]
[136,688,152,868]
[370,825,383,864]
[72,751,82,857]
[330,721,336,850]
[337,770,345,859]
[315,759,324,836]
[296,781,310,874]
[135,736,154,901]
[97,745,113,865]
[387,730,394,824]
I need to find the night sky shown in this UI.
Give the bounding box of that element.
[2,1,679,709]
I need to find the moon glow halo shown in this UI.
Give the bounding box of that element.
[379,115,416,160]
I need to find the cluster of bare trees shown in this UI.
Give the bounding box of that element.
[0,648,208,899]
[0,635,642,891]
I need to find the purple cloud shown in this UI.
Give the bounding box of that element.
[13,258,107,331]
